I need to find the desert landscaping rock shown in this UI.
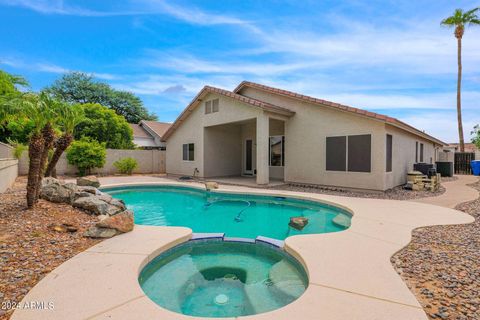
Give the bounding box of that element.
[393,179,480,320]
[48,223,78,233]
[0,178,101,320]
[72,196,118,216]
[40,178,78,204]
[96,210,134,233]
[77,175,100,188]
[275,182,446,200]
[77,186,99,195]
[83,226,118,238]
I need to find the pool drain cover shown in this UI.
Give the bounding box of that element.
[214,294,229,305]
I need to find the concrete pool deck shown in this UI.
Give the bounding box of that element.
[12,176,476,320]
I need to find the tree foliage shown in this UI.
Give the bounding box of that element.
[45,72,157,123]
[0,70,32,142]
[472,125,480,149]
[441,8,480,37]
[74,103,135,149]
[66,137,106,176]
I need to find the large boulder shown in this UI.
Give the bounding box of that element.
[77,186,99,195]
[83,226,118,238]
[73,196,124,216]
[40,178,78,204]
[77,176,100,188]
[96,210,134,233]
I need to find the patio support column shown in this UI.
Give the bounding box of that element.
[256,113,269,185]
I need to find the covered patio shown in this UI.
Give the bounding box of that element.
[203,114,287,185]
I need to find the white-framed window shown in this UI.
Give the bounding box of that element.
[182,143,194,161]
[269,135,285,166]
[205,99,219,114]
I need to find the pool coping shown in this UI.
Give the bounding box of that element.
[12,179,475,320]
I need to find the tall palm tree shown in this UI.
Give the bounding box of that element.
[441,8,480,152]
[45,104,84,178]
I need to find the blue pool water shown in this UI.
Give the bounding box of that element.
[139,240,308,317]
[103,185,351,240]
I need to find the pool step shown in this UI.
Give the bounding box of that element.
[268,260,306,298]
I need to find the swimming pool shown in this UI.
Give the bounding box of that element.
[103,185,351,240]
[139,239,308,317]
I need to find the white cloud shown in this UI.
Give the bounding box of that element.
[0,0,252,26]
[143,51,319,76]
[0,57,118,80]
[147,1,250,26]
[400,111,478,144]
[36,63,69,74]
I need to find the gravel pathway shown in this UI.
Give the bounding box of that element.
[392,179,480,320]
[0,178,101,320]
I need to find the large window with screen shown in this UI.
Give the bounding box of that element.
[326,135,372,173]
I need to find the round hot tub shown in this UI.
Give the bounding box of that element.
[139,240,308,317]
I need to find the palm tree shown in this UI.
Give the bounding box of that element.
[441,8,480,152]
[35,94,62,201]
[45,104,84,178]
[18,94,49,207]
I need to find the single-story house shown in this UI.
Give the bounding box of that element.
[445,143,478,153]
[130,120,171,150]
[162,81,445,191]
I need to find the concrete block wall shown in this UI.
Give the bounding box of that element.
[0,159,18,193]
[19,149,166,176]
[0,142,13,158]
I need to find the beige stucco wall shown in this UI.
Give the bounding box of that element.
[19,149,166,176]
[385,125,437,189]
[240,87,388,190]
[0,142,13,158]
[0,158,18,193]
[204,124,242,177]
[166,87,443,191]
[166,92,263,178]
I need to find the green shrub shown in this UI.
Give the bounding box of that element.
[66,137,106,176]
[6,138,27,159]
[113,157,138,175]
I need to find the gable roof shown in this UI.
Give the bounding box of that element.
[129,123,152,139]
[140,121,172,139]
[234,81,446,146]
[162,85,295,140]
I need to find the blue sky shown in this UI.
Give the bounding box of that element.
[0,0,479,143]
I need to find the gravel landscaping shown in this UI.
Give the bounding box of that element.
[392,179,480,320]
[273,182,446,200]
[0,178,101,320]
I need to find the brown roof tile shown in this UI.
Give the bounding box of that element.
[129,123,152,139]
[141,121,172,138]
[234,81,446,145]
[162,86,295,140]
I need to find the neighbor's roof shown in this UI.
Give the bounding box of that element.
[141,121,172,139]
[129,123,152,139]
[234,81,446,146]
[447,143,479,152]
[162,85,295,140]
